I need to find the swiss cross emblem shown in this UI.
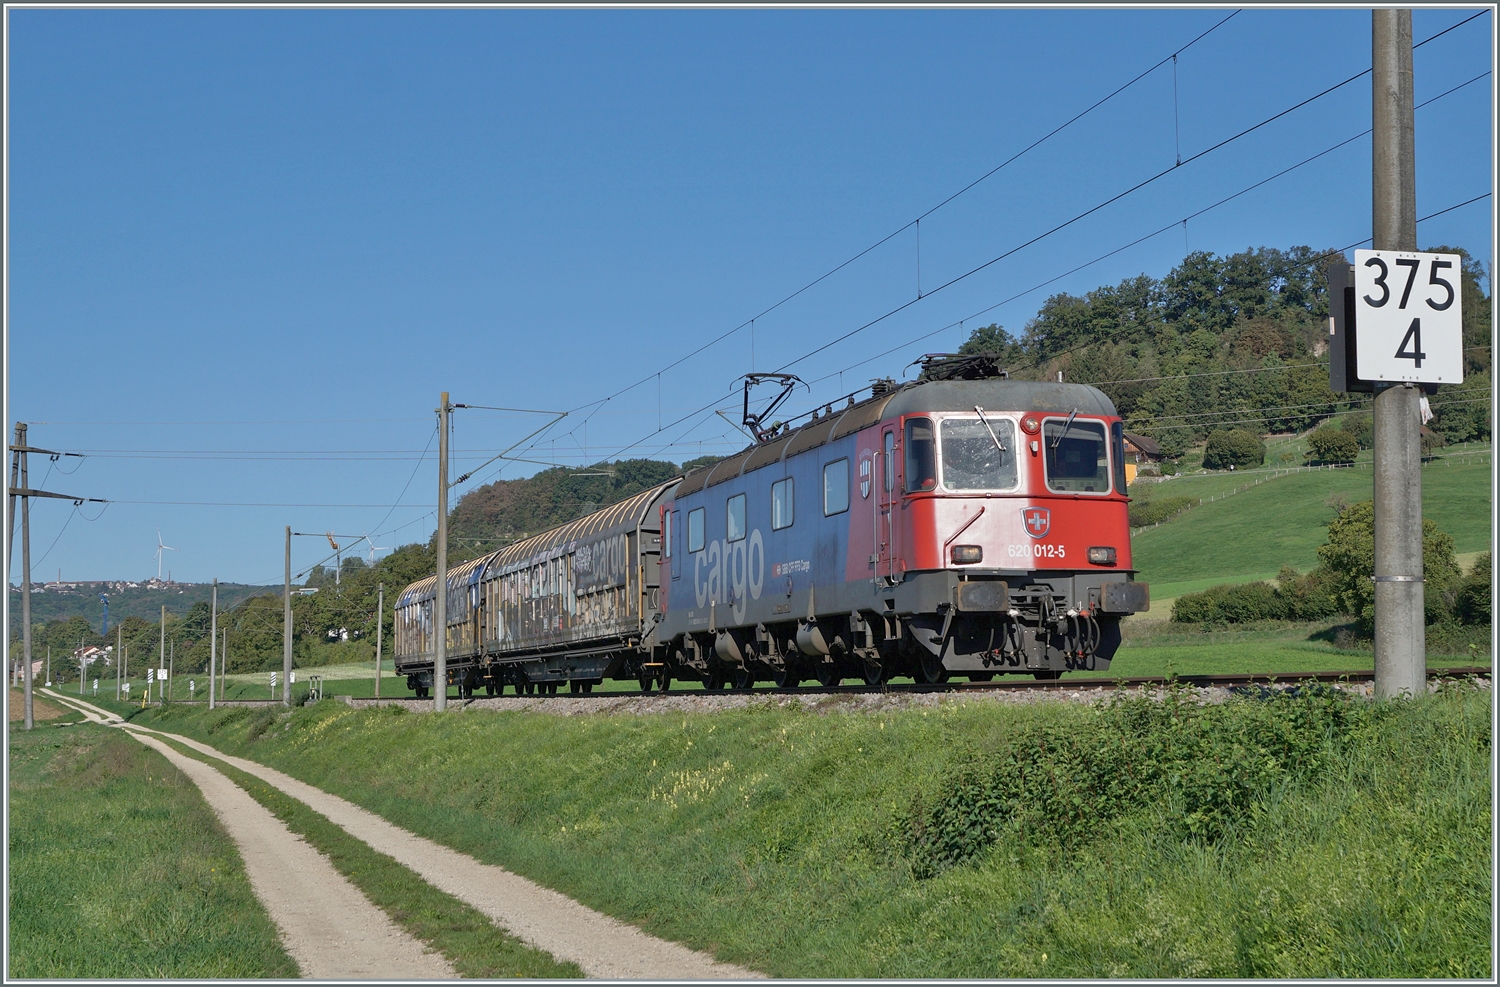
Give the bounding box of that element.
[1021,507,1050,539]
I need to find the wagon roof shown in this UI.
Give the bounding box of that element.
[396,553,496,607]
[396,479,680,605]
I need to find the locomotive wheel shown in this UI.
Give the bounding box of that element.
[815,662,843,688]
[916,652,950,684]
[733,665,756,689]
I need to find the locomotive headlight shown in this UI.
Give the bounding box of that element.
[1020,415,1041,434]
[951,545,983,565]
[1087,546,1117,566]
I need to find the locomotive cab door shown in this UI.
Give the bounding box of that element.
[878,426,899,578]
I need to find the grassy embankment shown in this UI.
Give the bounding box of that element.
[128,685,1492,979]
[7,719,296,978]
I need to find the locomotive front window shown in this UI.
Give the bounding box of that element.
[905,418,936,492]
[687,508,705,553]
[726,493,747,542]
[939,417,1018,491]
[1044,418,1110,494]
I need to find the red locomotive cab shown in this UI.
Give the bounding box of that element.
[897,409,1132,574]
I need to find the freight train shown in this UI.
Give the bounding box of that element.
[394,361,1149,696]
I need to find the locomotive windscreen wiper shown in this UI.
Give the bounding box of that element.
[1051,407,1079,450]
[974,405,1007,453]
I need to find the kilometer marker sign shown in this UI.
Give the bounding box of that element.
[1354,249,1464,384]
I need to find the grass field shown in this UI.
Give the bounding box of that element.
[128,686,1492,979]
[1132,457,1490,597]
[7,722,296,978]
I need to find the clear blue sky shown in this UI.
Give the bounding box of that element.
[5,6,1493,586]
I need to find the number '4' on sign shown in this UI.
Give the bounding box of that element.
[1353,249,1464,384]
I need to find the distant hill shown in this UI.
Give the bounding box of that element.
[8,581,272,642]
[444,455,724,561]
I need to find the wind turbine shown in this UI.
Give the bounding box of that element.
[153,529,178,581]
[363,533,390,566]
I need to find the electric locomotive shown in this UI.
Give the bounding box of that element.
[393,359,1148,694]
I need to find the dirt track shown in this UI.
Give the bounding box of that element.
[42,689,761,980]
[126,730,455,979]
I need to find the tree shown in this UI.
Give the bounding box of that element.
[1315,500,1460,633]
[1305,428,1358,465]
[1202,429,1265,470]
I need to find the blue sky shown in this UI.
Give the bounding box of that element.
[5,6,1493,586]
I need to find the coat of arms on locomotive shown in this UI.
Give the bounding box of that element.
[1021,506,1050,538]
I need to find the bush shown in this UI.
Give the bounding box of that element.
[1128,494,1195,527]
[1305,428,1358,465]
[1453,551,1492,626]
[905,684,1388,875]
[1169,567,1336,624]
[1316,501,1461,634]
[1202,428,1265,470]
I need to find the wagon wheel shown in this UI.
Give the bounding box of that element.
[705,666,726,690]
[861,657,886,686]
[734,664,757,689]
[969,672,995,682]
[658,670,673,693]
[815,661,843,688]
[1032,670,1063,681]
[638,673,654,693]
[772,661,800,688]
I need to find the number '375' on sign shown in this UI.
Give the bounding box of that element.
[1354,249,1463,384]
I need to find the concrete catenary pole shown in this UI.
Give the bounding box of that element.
[159,606,166,701]
[434,392,450,712]
[375,582,384,699]
[221,627,227,701]
[208,578,218,710]
[19,424,34,730]
[283,525,293,706]
[1371,8,1425,699]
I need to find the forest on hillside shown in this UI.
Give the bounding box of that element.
[12,244,1489,676]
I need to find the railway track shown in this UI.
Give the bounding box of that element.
[167,666,1492,708]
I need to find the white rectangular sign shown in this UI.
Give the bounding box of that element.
[1354,249,1464,384]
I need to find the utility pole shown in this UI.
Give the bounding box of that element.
[283,525,293,707]
[1371,8,1425,699]
[375,582,384,699]
[169,640,174,702]
[116,625,123,701]
[18,423,30,728]
[159,606,166,701]
[434,392,450,712]
[209,578,218,710]
[9,425,97,727]
[221,627,228,701]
